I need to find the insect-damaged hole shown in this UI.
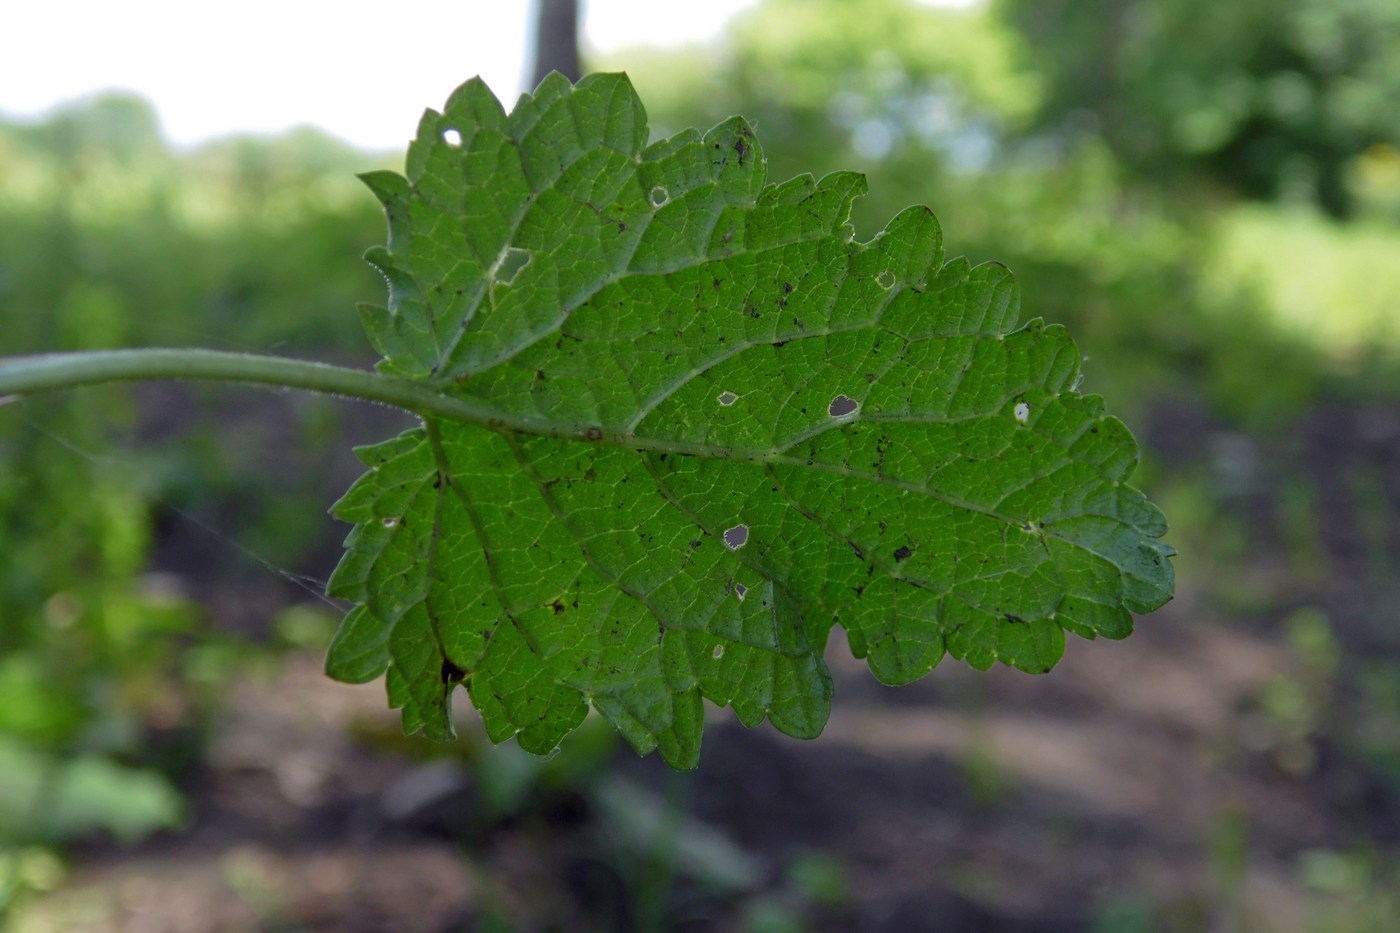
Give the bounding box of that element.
[723,524,749,550]
[1013,401,1031,423]
[877,270,896,290]
[442,128,463,148]
[440,659,465,684]
[381,517,400,529]
[717,390,739,406]
[828,394,858,417]
[712,644,725,659]
[493,247,531,284]
[649,185,669,208]
[734,582,747,601]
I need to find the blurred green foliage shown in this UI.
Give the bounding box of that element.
[996,0,1400,218]
[0,94,386,353]
[0,94,388,858]
[605,0,1400,431]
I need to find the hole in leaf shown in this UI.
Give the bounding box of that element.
[442,128,463,148]
[893,545,912,561]
[493,247,531,284]
[734,582,747,601]
[649,185,669,207]
[717,390,739,406]
[723,524,749,550]
[877,270,895,289]
[382,517,400,529]
[712,644,725,659]
[828,395,858,417]
[1014,401,1030,423]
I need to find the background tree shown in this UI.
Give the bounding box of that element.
[610,0,1043,236]
[995,0,1400,217]
[529,0,582,87]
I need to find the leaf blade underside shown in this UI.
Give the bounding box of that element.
[325,72,1175,769]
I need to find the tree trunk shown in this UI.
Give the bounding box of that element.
[529,0,582,89]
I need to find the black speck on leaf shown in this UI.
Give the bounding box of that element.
[893,545,912,562]
[441,659,465,684]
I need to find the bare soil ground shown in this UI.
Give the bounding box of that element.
[17,607,1371,932]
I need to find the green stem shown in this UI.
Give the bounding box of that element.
[0,348,787,463]
[0,347,524,431]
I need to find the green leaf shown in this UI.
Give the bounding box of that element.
[325,72,1174,769]
[0,737,183,844]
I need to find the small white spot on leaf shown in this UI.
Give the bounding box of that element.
[712,644,725,659]
[1014,401,1031,423]
[492,247,531,284]
[382,517,400,529]
[442,128,463,148]
[828,395,858,418]
[723,524,749,550]
[717,390,739,406]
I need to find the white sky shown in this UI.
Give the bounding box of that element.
[3,1,975,152]
[0,1,756,151]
